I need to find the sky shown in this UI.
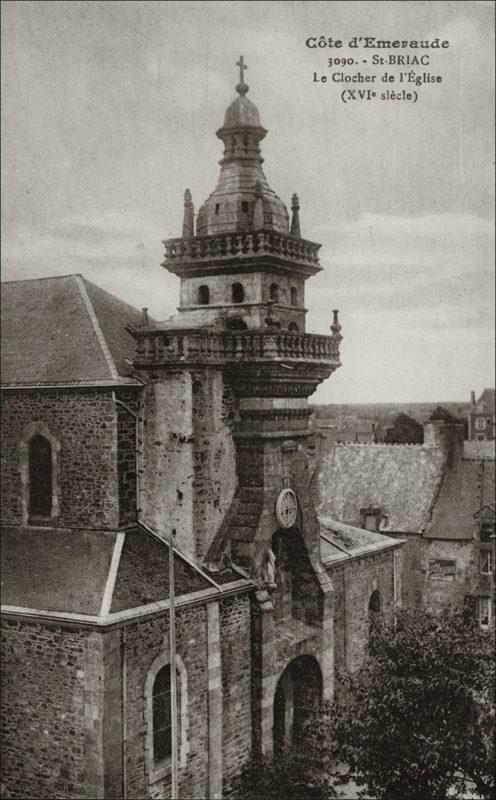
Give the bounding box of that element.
[1,0,494,404]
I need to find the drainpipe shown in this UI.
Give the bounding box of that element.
[112,391,179,798]
[121,627,128,799]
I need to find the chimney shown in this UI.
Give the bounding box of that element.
[424,419,463,468]
[471,390,476,407]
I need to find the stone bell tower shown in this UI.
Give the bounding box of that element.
[131,58,343,756]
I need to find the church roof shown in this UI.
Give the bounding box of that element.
[316,443,445,534]
[319,517,404,564]
[1,274,145,387]
[1,524,253,623]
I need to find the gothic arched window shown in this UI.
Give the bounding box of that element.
[152,665,178,764]
[290,287,298,306]
[269,283,279,302]
[231,283,245,304]
[145,655,188,781]
[29,434,52,518]
[198,285,210,305]
[288,322,299,333]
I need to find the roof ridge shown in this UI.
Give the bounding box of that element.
[75,275,119,381]
[1,273,83,284]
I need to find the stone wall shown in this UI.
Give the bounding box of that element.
[123,605,210,800]
[329,549,396,677]
[420,538,477,615]
[138,370,236,561]
[219,596,252,796]
[115,391,140,528]
[0,620,114,800]
[1,390,121,529]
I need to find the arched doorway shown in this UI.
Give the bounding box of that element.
[273,655,322,756]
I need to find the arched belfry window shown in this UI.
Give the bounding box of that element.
[231,283,245,304]
[145,654,189,781]
[29,434,53,518]
[198,285,209,305]
[269,283,279,302]
[290,287,298,306]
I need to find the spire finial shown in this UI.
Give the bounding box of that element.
[182,188,195,238]
[290,193,301,238]
[235,55,249,95]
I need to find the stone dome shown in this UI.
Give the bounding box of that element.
[223,94,261,128]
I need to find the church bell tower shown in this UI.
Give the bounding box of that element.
[131,59,342,755]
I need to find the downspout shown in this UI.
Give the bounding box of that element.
[112,390,179,797]
[121,627,128,799]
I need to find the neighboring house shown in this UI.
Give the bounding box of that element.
[0,67,402,800]
[315,420,495,626]
[468,388,496,441]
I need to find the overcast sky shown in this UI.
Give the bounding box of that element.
[1,0,494,404]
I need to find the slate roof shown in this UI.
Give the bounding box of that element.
[464,440,496,461]
[1,524,252,621]
[316,443,445,533]
[1,274,146,386]
[474,388,495,409]
[424,457,495,540]
[319,517,404,564]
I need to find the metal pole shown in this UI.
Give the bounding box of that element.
[169,526,178,799]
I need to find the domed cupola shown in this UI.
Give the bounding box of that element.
[196,57,289,236]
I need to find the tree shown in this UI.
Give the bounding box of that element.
[305,608,495,800]
[430,405,469,438]
[234,747,336,800]
[385,412,423,444]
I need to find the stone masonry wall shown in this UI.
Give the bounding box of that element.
[1,390,120,529]
[116,391,140,528]
[138,370,236,561]
[329,549,396,677]
[420,538,477,615]
[192,371,237,561]
[1,620,103,799]
[219,595,252,796]
[123,604,210,800]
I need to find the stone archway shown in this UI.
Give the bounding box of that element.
[273,654,322,756]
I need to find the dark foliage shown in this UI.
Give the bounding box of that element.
[385,412,424,444]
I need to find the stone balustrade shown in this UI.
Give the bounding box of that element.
[133,329,340,366]
[162,229,321,267]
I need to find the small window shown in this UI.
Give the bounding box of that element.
[481,522,495,543]
[476,418,486,430]
[241,201,249,213]
[478,597,491,628]
[478,403,485,412]
[269,283,279,302]
[198,285,209,305]
[368,590,381,614]
[29,434,52,518]
[215,204,220,215]
[290,287,298,306]
[288,322,299,333]
[480,551,492,575]
[231,283,244,304]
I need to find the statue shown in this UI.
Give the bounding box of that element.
[263,547,277,588]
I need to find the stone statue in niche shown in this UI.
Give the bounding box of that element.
[263,547,277,588]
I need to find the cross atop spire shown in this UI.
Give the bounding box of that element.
[235,55,249,95]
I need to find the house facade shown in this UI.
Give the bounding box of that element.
[468,388,496,441]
